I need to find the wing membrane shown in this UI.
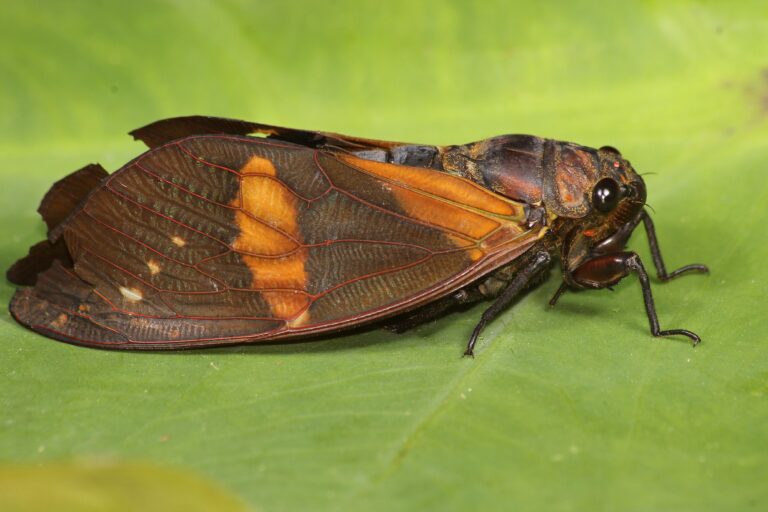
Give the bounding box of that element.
[10,135,543,349]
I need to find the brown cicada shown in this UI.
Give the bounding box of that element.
[6,116,708,354]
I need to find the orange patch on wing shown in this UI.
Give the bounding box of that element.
[241,176,301,237]
[240,253,307,289]
[286,308,311,328]
[51,313,69,329]
[481,225,538,252]
[261,290,310,322]
[390,186,503,241]
[446,234,480,249]
[241,155,278,176]
[444,235,486,261]
[233,155,309,322]
[232,211,298,255]
[338,153,524,219]
[467,248,485,262]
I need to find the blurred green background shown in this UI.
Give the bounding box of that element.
[1,1,766,511]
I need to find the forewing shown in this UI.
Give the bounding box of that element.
[130,115,410,153]
[10,136,541,349]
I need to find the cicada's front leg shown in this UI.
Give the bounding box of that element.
[549,209,709,308]
[640,211,709,281]
[569,251,701,345]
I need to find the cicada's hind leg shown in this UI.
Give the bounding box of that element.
[381,287,485,334]
[464,251,552,357]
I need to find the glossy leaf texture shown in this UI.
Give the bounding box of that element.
[1,1,767,511]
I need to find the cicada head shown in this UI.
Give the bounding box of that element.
[557,145,649,271]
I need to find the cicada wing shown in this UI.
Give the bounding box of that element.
[7,163,107,286]
[10,135,540,349]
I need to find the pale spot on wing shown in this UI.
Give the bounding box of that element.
[287,309,311,328]
[147,260,161,275]
[119,286,143,302]
[51,313,68,329]
[171,236,186,247]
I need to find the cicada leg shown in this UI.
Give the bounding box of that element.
[640,211,709,281]
[464,251,552,357]
[571,251,701,345]
[381,287,484,334]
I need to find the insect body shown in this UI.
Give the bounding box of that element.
[6,116,708,354]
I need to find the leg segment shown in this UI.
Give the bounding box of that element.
[641,211,708,281]
[551,209,708,307]
[548,282,569,307]
[464,251,552,357]
[572,251,701,345]
[382,287,484,334]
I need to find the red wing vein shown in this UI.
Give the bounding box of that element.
[78,242,313,298]
[134,162,240,210]
[173,142,324,204]
[304,253,436,305]
[81,209,227,276]
[33,306,126,339]
[104,183,233,246]
[311,152,478,244]
[106,176,303,246]
[338,155,511,218]
[78,246,167,294]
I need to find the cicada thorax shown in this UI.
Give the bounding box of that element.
[439,135,545,205]
[438,135,614,219]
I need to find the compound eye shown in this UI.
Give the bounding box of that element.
[592,178,620,213]
[599,145,622,157]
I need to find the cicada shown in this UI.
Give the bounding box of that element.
[6,116,708,354]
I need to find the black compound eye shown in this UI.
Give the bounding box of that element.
[592,178,621,213]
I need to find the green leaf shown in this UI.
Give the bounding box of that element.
[1,1,766,511]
